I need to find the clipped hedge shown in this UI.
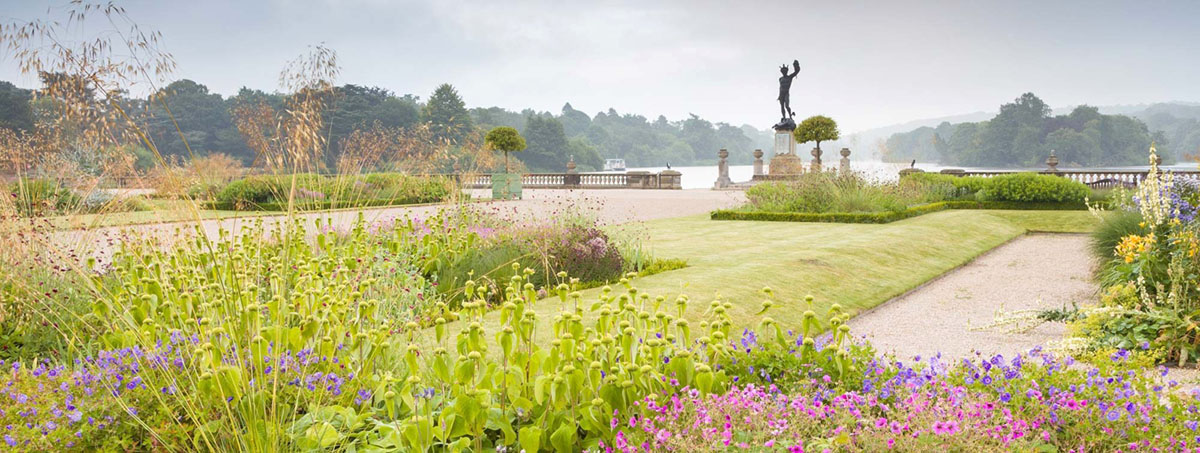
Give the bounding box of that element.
[711,200,1090,224]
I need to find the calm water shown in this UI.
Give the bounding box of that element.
[622,161,1200,190]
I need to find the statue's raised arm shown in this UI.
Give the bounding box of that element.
[791,60,800,77]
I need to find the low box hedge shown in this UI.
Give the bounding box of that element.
[710,200,1091,224]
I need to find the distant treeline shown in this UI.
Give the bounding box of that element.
[881,93,1200,167]
[0,77,772,173]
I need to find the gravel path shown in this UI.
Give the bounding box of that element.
[49,189,745,261]
[847,233,1097,361]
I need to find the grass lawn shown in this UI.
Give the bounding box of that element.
[426,209,1103,351]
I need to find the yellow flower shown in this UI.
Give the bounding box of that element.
[1115,233,1156,264]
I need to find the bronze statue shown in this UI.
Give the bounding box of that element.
[778,59,800,119]
[772,59,800,131]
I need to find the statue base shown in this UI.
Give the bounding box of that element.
[772,117,796,131]
[768,153,805,176]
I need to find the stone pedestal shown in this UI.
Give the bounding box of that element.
[752,149,764,176]
[773,130,795,156]
[659,169,682,189]
[627,171,651,189]
[839,148,851,175]
[768,130,803,176]
[714,149,733,188]
[810,147,823,172]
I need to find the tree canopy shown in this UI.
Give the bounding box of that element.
[881,93,1191,167]
[422,84,473,144]
[0,76,773,173]
[794,115,840,150]
[484,126,526,152]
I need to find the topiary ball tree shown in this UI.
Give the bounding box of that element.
[793,115,840,152]
[485,126,527,173]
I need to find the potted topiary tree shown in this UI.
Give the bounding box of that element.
[793,115,840,171]
[484,126,526,200]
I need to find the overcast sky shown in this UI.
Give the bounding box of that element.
[3,0,1199,133]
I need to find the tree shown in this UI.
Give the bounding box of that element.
[523,115,570,171]
[793,115,840,151]
[559,103,592,137]
[485,126,525,173]
[422,83,474,144]
[0,81,33,131]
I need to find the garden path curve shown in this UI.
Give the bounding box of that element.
[846,233,1094,361]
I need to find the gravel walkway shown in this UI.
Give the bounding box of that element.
[48,189,745,261]
[847,233,1097,361]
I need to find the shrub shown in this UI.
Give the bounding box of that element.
[744,172,942,214]
[9,179,79,216]
[213,174,457,210]
[214,175,279,206]
[901,172,992,198]
[978,172,1090,203]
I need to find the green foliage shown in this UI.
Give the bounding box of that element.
[884,93,1170,167]
[979,173,1091,203]
[0,80,33,131]
[522,116,570,171]
[9,178,80,216]
[900,172,992,198]
[484,126,527,153]
[722,297,876,393]
[1091,209,1147,260]
[42,214,750,451]
[423,83,474,144]
[744,172,945,215]
[212,174,457,210]
[793,115,840,150]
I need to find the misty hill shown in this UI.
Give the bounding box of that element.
[874,94,1200,167]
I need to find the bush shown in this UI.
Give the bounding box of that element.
[978,172,1090,203]
[745,172,941,214]
[901,172,991,198]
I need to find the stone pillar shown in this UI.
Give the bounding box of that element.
[627,171,650,189]
[659,169,682,189]
[839,148,851,175]
[810,147,823,172]
[752,149,764,176]
[714,149,732,189]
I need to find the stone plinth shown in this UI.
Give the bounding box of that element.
[752,149,764,176]
[768,131,803,176]
[659,170,682,189]
[810,147,823,172]
[839,148,851,175]
[768,153,805,176]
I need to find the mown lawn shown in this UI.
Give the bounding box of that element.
[427,209,1102,351]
